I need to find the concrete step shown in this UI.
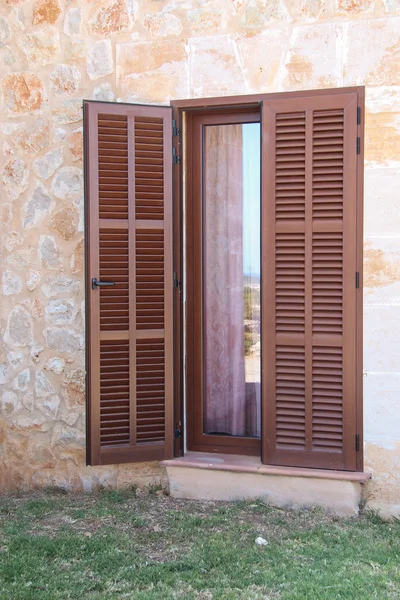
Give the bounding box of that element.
[161,452,371,517]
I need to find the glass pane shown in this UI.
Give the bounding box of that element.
[203,123,261,438]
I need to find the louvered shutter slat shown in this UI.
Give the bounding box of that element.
[262,92,359,471]
[85,102,173,466]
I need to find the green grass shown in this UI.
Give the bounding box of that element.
[0,490,399,599]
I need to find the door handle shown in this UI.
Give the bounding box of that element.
[92,278,115,290]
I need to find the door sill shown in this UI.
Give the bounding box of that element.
[161,452,371,482]
[161,452,371,517]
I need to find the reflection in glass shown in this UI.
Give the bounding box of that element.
[203,123,261,438]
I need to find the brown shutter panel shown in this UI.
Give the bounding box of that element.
[262,91,360,470]
[84,101,174,466]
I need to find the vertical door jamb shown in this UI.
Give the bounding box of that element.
[355,87,365,472]
[172,104,184,457]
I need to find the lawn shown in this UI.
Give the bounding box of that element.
[0,489,399,599]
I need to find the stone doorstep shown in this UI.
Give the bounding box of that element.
[161,453,371,518]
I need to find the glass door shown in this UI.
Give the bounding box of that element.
[186,109,261,455]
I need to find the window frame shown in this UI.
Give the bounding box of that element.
[186,108,262,456]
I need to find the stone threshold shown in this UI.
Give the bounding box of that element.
[162,453,370,516]
[161,452,371,483]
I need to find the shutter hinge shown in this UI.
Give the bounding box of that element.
[355,433,360,452]
[173,271,181,289]
[174,427,182,439]
[357,106,361,125]
[355,272,360,288]
[356,137,361,155]
[172,147,180,164]
[172,119,180,136]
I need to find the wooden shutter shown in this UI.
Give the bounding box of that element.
[84,101,174,466]
[262,91,360,470]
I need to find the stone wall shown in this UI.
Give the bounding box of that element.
[0,0,399,513]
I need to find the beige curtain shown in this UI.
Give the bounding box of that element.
[203,125,246,436]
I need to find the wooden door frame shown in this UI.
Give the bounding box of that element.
[355,86,365,473]
[171,86,364,470]
[172,103,183,456]
[186,108,262,455]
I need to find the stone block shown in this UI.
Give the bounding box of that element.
[4,306,33,348]
[364,168,400,235]
[2,270,22,296]
[50,64,81,95]
[189,35,246,97]
[364,305,400,373]
[50,207,79,241]
[116,39,188,102]
[365,86,400,167]
[92,82,115,101]
[336,0,374,15]
[45,327,84,353]
[1,73,45,115]
[44,357,66,375]
[12,368,30,392]
[65,38,85,61]
[364,373,400,443]
[2,159,29,201]
[53,99,82,125]
[61,369,85,410]
[69,239,84,274]
[51,166,83,200]
[33,0,62,25]
[364,441,400,519]
[86,39,114,81]
[19,26,60,66]
[285,0,334,22]
[0,16,11,45]
[364,236,400,306]
[144,12,183,37]
[38,235,61,270]
[68,128,83,162]
[283,23,343,90]
[1,204,12,226]
[89,0,131,37]
[186,9,227,34]
[23,183,55,229]
[33,149,63,181]
[64,7,81,36]
[344,18,400,86]
[12,118,51,155]
[3,231,24,253]
[45,299,78,326]
[236,28,290,92]
[25,270,41,292]
[41,275,80,298]
[241,0,292,28]
[35,369,56,398]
